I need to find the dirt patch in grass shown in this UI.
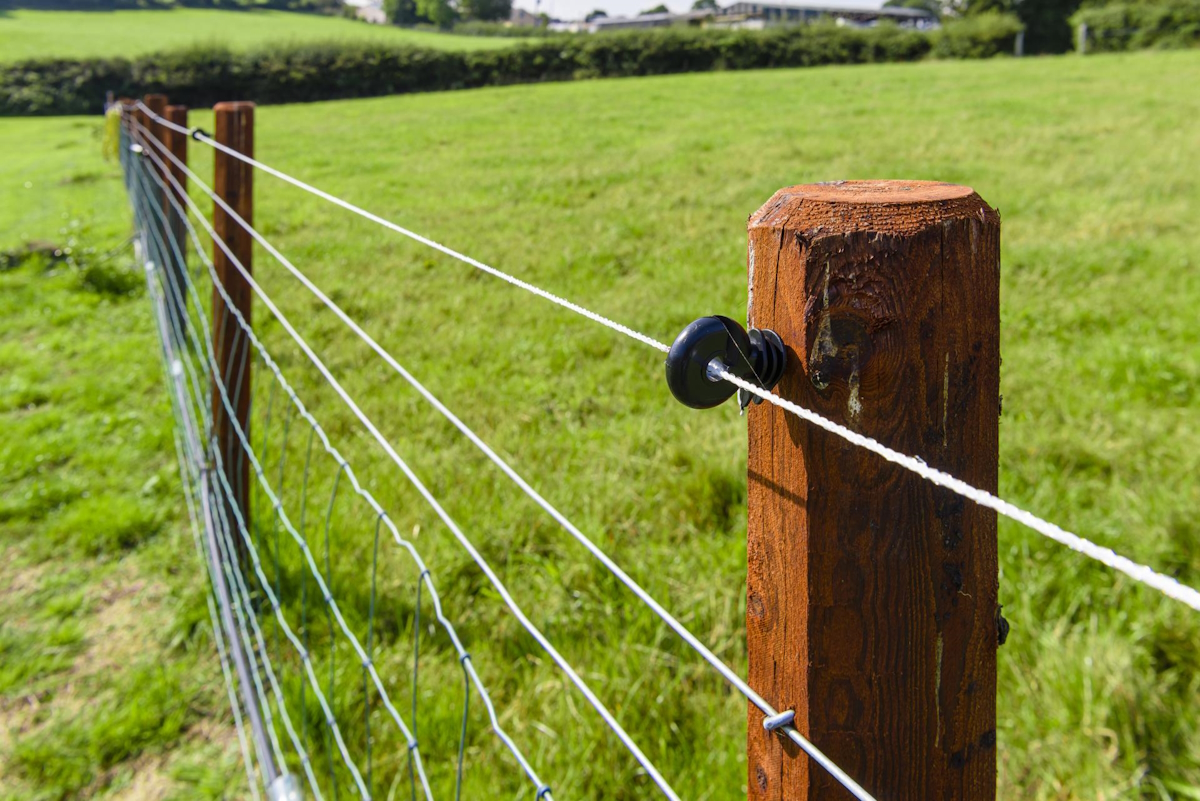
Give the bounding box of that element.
[75,575,169,682]
[0,547,43,607]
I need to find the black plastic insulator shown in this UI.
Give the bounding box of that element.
[664,315,787,410]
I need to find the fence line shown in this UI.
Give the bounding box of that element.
[130,114,688,801]
[159,292,264,801]
[133,105,880,801]
[128,125,337,798]
[137,99,1200,618]
[120,95,1200,800]
[132,153,327,799]
[125,115,568,800]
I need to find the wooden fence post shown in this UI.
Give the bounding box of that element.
[211,102,255,555]
[745,181,1001,801]
[163,105,189,259]
[142,94,168,204]
[139,94,182,337]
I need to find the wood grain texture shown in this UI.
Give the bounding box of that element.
[212,102,255,555]
[746,181,1000,801]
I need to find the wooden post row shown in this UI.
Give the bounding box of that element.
[211,102,255,558]
[745,181,1001,801]
[142,94,191,340]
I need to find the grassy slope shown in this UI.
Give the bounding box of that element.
[2,50,1200,799]
[0,8,513,63]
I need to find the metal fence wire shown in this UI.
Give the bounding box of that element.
[120,100,1200,801]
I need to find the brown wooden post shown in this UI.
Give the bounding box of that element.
[145,94,187,336]
[163,105,190,293]
[745,181,1001,801]
[142,93,168,201]
[117,96,135,166]
[133,97,149,139]
[211,102,255,553]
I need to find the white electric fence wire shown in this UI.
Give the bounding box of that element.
[204,409,433,801]
[138,233,280,795]
[130,136,354,799]
[146,102,1200,616]
[718,369,1200,613]
[132,130,554,800]
[168,384,263,801]
[206,439,375,800]
[128,127,419,801]
[142,104,671,355]
[132,163,281,776]
[133,119,678,801]
[133,167,324,799]
[135,113,876,800]
[206,458,325,797]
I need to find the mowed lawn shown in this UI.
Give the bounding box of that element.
[2,50,1199,800]
[0,8,514,63]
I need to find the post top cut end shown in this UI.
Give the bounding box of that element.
[213,101,256,113]
[788,180,975,204]
[750,179,997,237]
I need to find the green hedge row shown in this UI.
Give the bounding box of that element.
[0,21,1020,117]
[2,0,339,9]
[1073,0,1200,52]
[932,12,1024,59]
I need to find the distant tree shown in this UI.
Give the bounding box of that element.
[460,0,511,20]
[385,0,425,24]
[884,0,940,18]
[416,0,458,27]
[691,0,718,9]
[962,0,1012,14]
[639,3,669,13]
[951,0,1078,54]
[585,7,608,19]
[1012,0,1080,53]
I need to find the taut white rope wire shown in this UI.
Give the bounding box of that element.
[165,361,263,801]
[137,118,875,798]
[717,369,1200,613]
[132,131,554,799]
[140,104,1200,616]
[137,121,877,801]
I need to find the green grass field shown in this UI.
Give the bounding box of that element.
[2,49,1200,800]
[0,8,513,63]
